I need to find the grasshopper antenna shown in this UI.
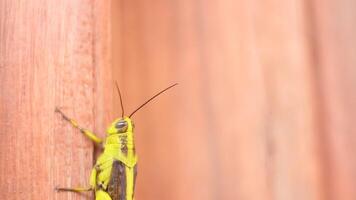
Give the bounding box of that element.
[129,83,178,118]
[115,81,125,117]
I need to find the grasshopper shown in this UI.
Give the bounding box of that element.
[55,83,178,200]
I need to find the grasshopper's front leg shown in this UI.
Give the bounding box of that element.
[56,186,93,192]
[55,107,103,144]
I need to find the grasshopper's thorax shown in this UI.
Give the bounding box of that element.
[103,117,137,167]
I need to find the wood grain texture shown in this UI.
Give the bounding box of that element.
[1,0,355,200]
[310,0,356,199]
[0,0,111,199]
[111,0,352,200]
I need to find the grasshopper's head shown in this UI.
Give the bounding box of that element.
[107,117,134,135]
[110,82,177,135]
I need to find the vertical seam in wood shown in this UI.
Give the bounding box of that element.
[91,0,97,164]
[302,0,329,199]
[118,0,124,83]
[194,1,221,199]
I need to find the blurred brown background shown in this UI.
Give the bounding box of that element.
[1,0,356,200]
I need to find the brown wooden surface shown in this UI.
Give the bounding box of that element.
[1,0,356,200]
[0,0,112,199]
[112,0,355,200]
[310,0,356,199]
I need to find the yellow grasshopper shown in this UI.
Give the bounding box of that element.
[55,83,177,200]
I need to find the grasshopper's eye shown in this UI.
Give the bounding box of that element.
[115,120,128,133]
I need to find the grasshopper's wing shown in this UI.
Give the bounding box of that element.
[133,165,137,195]
[107,160,126,200]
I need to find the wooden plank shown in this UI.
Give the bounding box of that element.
[111,0,323,199]
[0,0,111,199]
[310,0,356,199]
[250,1,324,199]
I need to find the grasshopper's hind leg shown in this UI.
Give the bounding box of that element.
[55,107,103,144]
